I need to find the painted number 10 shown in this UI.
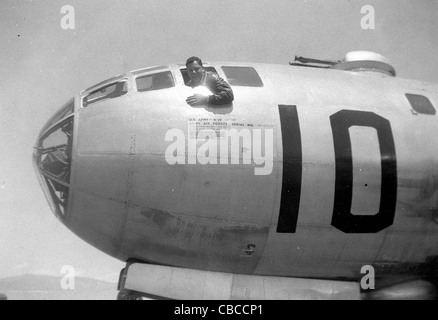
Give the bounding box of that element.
[277,105,397,234]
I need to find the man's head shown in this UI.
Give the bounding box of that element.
[186,56,204,85]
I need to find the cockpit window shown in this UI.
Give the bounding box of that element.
[221,66,264,87]
[37,117,74,218]
[40,118,73,183]
[41,99,74,135]
[82,80,128,107]
[180,67,218,86]
[136,71,175,92]
[406,94,436,115]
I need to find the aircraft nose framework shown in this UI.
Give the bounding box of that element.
[33,99,75,220]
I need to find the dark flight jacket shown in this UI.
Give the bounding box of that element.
[188,71,234,105]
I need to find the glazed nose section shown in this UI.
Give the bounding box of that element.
[33,99,75,219]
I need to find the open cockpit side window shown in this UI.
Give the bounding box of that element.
[180,67,218,86]
[82,80,128,107]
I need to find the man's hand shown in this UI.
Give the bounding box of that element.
[186,94,209,106]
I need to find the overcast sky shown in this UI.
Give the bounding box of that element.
[0,0,437,290]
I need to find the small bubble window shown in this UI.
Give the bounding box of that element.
[406,94,436,115]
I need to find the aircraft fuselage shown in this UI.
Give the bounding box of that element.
[34,61,438,282]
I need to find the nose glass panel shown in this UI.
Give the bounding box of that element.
[36,117,74,218]
[39,99,74,136]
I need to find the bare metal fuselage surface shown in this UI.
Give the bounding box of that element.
[34,62,438,284]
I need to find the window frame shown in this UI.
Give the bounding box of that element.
[81,75,129,108]
[180,66,218,86]
[405,93,436,116]
[221,66,264,87]
[42,98,74,133]
[36,115,74,218]
[135,70,176,93]
[38,116,74,184]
